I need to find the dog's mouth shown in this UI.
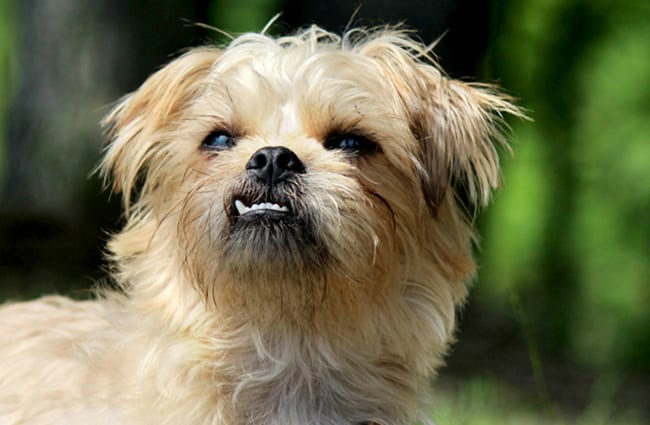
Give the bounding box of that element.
[233,199,290,217]
[223,187,326,267]
[227,187,301,225]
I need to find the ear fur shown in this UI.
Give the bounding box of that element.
[417,77,521,215]
[99,48,221,215]
[357,30,522,216]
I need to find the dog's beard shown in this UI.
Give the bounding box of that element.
[176,170,394,326]
[222,178,331,283]
[178,177,328,322]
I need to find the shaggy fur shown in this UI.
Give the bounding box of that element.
[0,26,521,425]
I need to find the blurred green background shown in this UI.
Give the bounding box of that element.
[0,1,648,424]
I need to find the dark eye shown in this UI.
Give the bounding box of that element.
[324,134,379,154]
[201,130,236,150]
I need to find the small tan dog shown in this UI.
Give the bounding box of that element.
[0,26,519,425]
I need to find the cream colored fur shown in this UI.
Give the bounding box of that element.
[0,26,520,425]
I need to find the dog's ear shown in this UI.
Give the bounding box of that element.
[359,32,521,216]
[413,78,520,216]
[99,48,220,214]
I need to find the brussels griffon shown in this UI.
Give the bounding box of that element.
[0,26,520,425]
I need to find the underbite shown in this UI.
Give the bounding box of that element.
[234,199,290,216]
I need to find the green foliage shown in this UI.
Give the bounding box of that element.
[570,13,650,367]
[480,0,650,372]
[0,0,17,189]
[210,0,281,38]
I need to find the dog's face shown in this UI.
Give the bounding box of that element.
[101,28,517,332]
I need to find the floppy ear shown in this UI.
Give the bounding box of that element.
[415,76,521,216]
[358,31,521,216]
[99,48,221,214]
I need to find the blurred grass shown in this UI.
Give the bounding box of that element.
[430,378,645,425]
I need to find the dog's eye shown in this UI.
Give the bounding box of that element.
[201,131,236,150]
[324,134,379,154]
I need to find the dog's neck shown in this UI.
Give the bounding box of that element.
[118,271,441,424]
[198,312,424,425]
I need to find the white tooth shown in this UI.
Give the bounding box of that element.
[234,199,249,215]
[270,204,289,212]
[237,201,289,214]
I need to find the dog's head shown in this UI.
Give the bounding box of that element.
[101,27,518,334]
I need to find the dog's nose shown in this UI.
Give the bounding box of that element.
[246,146,305,183]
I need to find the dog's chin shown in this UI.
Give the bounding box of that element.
[222,200,330,282]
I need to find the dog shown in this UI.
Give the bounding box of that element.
[0,25,520,425]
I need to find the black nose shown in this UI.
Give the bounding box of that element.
[246,146,305,184]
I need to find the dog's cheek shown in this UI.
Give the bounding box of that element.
[305,171,398,287]
[175,174,228,248]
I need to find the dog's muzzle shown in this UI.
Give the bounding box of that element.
[223,146,324,269]
[230,146,305,221]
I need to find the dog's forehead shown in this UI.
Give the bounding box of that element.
[202,42,407,140]
[214,39,379,80]
[216,48,388,98]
